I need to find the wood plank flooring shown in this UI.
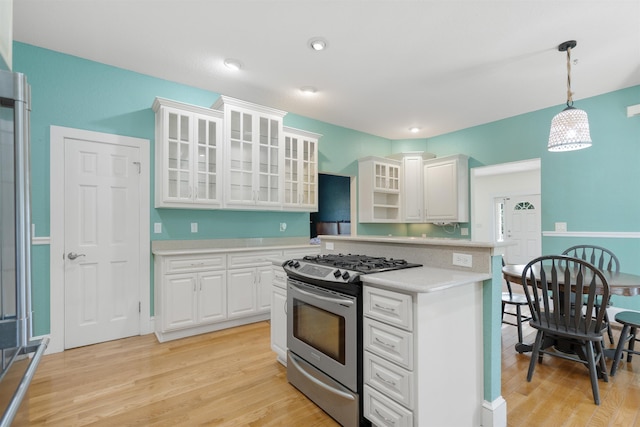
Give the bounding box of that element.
[12,314,640,426]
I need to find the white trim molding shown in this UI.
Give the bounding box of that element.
[32,236,50,245]
[543,231,640,238]
[482,396,507,427]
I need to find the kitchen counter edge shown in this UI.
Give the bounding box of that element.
[362,265,491,293]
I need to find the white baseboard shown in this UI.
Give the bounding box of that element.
[482,396,507,427]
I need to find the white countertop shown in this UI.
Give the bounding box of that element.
[319,234,506,249]
[362,266,491,293]
[151,237,318,256]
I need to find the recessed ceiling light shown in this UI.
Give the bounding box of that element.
[409,127,421,133]
[300,86,318,95]
[224,58,242,71]
[309,37,328,51]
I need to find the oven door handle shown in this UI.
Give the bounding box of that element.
[290,284,354,306]
[289,354,356,401]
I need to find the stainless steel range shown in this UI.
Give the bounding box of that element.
[284,254,421,427]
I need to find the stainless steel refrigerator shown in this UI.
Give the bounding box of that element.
[0,69,48,426]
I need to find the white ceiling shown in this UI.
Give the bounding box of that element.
[12,0,640,140]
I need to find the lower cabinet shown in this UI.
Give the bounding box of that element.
[362,282,484,426]
[154,246,316,342]
[269,246,321,366]
[162,270,226,331]
[227,265,273,318]
[270,265,287,365]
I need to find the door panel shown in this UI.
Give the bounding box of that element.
[64,138,140,349]
[505,195,541,265]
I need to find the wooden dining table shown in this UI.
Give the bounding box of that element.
[502,263,640,353]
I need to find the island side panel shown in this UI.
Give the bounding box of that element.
[414,280,484,426]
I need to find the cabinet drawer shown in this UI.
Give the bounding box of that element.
[272,266,287,289]
[364,385,413,427]
[228,250,282,268]
[364,351,414,409]
[364,286,413,331]
[164,255,226,273]
[364,318,413,370]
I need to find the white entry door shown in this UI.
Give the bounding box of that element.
[504,194,542,265]
[63,137,141,349]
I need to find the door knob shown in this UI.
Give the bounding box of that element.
[67,252,86,260]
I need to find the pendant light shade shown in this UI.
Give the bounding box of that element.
[547,40,592,152]
[548,106,592,151]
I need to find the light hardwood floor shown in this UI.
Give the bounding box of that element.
[13,315,640,426]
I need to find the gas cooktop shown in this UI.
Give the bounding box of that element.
[283,253,422,286]
[302,254,421,274]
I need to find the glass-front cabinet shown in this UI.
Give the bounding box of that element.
[358,156,402,223]
[283,127,321,211]
[153,98,223,208]
[213,96,287,210]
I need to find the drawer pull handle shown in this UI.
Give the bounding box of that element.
[374,409,396,425]
[374,303,396,313]
[375,372,397,386]
[375,337,396,349]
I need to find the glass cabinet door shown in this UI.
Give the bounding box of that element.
[166,110,192,200]
[258,117,280,204]
[195,116,219,203]
[301,138,316,206]
[228,110,255,203]
[284,135,299,204]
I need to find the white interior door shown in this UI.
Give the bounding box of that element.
[63,137,141,349]
[504,195,542,264]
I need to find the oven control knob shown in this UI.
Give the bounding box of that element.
[342,271,350,280]
[333,269,341,278]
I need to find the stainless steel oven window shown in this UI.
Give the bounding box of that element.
[293,300,346,364]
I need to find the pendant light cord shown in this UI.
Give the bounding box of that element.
[566,47,574,107]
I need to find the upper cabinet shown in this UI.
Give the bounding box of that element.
[397,152,435,223]
[212,96,287,210]
[359,156,401,223]
[423,154,469,223]
[283,127,321,212]
[153,98,223,209]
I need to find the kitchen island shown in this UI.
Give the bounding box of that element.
[319,235,507,427]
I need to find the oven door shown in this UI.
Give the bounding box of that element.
[287,278,358,391]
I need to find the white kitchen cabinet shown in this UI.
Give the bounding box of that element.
[156,254,226,334]
[283,127,321,212]
[212,96,287,210]
[358,156,401,223]
[270,265,288,365]
[423,154,469,223]
[153,97,223,209]
[270,246,321,366]
[227,265,273,318]
[363,282,483,426]
[396,152,435,222]
[227,250,279,318]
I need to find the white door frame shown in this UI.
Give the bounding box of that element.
[49,125,151,354]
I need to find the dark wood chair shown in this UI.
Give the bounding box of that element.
[610,310,640,376]
[521,255,610,405]
[562,245,619,344]
[501,258,531,352]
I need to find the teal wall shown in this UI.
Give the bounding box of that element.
[14,42,640,335]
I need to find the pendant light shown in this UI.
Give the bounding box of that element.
[547,40,592,152]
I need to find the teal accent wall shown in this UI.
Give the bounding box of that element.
[14,41,640,336]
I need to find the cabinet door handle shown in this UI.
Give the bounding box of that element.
[375,372,397,387]
[374,409,396,425]
[374,337,396,349]
[374,303,396,313]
